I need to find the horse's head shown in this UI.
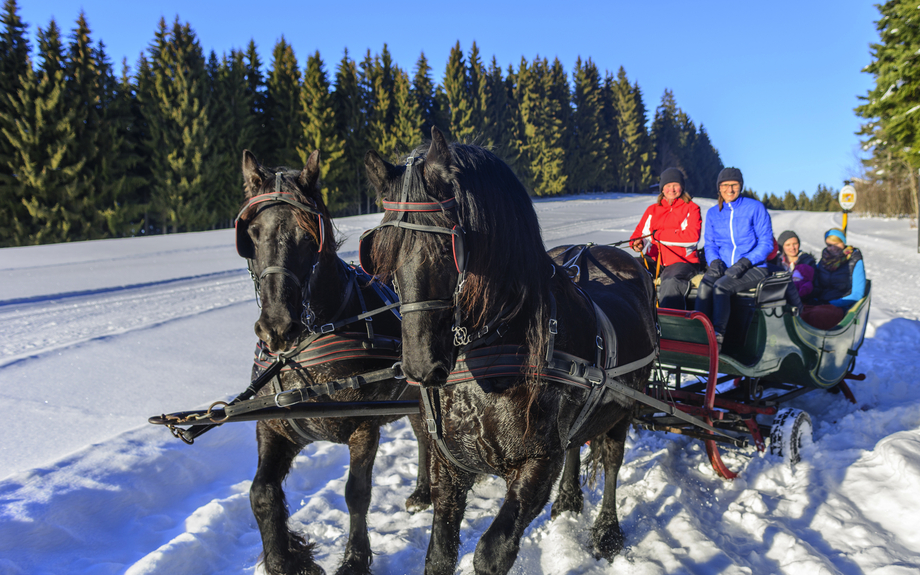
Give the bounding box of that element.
[362,128,464,385]
[237,149,333,352]
[362,127,551,387]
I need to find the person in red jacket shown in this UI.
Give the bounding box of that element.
[630,167,702,309]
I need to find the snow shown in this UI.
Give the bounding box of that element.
[1,194,919,575]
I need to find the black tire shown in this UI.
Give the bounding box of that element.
[769,408,813,465]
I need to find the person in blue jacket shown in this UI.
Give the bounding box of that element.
[813,228,866,308]
[695,167,774,349]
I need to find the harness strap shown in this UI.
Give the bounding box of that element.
[225,364,406,418]
[383,197,458,212]
[260,266,302,288]
[420,387,482,475]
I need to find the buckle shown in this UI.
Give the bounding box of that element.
[596,335,604,350]
[549,319,558,335]
[319,323,335,334]
[426,418,438,434]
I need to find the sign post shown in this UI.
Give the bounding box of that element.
[839,184,857,236]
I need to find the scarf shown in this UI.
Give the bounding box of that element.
[820,245,853,272]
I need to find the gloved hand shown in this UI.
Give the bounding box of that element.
[705,259,726,278]
[725,257,752,279]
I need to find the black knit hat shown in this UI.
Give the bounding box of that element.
[777,230,798,247]
[717,167,743,189]
[659,167,684,188]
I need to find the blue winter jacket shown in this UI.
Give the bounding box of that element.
[703,196,774,268]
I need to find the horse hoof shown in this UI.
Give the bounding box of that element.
[550,490,584,519]
[405,491,432,513]
[592,520,624,561]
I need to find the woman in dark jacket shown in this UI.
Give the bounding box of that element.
[695,167,774,350]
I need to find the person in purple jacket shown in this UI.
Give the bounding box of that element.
[695,167,774,350]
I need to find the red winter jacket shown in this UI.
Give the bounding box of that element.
[630,197,702,266]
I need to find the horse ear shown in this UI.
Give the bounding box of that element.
[242,150,262,196]
[364,150,395,198]
[426,126,451,170]
[299,150,321,191]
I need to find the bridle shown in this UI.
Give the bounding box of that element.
[235,172,326,328]
[359,153,492,348]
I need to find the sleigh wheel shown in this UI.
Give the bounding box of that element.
[769,408,813,465]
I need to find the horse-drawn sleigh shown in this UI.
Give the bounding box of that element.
[150,128,870,575]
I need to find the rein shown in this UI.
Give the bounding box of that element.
[164,262,406,444]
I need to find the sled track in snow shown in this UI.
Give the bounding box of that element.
[0,270,253,366]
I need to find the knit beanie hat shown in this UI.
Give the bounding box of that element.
[777,230,799,247]
[825,228,846,244]
[659,167,684,188]
[717,167,743,189]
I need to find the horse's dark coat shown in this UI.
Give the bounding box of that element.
[239,150,430,575]
[364,128,658,575]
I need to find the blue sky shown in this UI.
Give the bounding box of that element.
[22,0,879,197]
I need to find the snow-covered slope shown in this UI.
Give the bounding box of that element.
[1,194,918,575]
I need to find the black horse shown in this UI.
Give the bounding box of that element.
[238,149,430,575]
[361,128,658,575]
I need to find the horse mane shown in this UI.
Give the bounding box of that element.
[371,142,559,381]
[241,164,338,258]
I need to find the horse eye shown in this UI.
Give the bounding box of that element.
[249,225,261,241]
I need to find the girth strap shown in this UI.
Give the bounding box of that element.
[420,387,481,475]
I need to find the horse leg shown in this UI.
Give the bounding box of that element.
[250,422,324,575]
[424,458,474,575]
[405,413,432,512]
[590,417,630,560]
[551,445,583,519]
[336,424,380,575]
[473,458,560,575]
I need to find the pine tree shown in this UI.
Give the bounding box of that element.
[467,41,490,146]
[650,89,684,180]
[332,49,368,214]
[139,17,214,233]
[504,60,526,178]
[567,57,605,193]
[782,190,798,210]
[813,184,836,211]
[63,12,105,240]
[243,40,270,159]
[95,55,144,236]
[690,124,723,198]
[413,52,439,136]
[361,46,399,165]
[797,191,811,211]
[2,19,86,244]
[517,57,567,196]
[444,41,475,143]
[856,0,920,219]
[210,48,258,226]
[484,56,511,158]
[392,68,424,154]
[265,36,302,167]
[612,68,652,192]
[598,70,621,191]
[0,0,30,245]
[300,50,348,211]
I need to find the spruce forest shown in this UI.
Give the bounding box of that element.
[1,1,862,248]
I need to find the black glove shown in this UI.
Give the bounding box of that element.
[705,259,726,278]
[725,257,752,279]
